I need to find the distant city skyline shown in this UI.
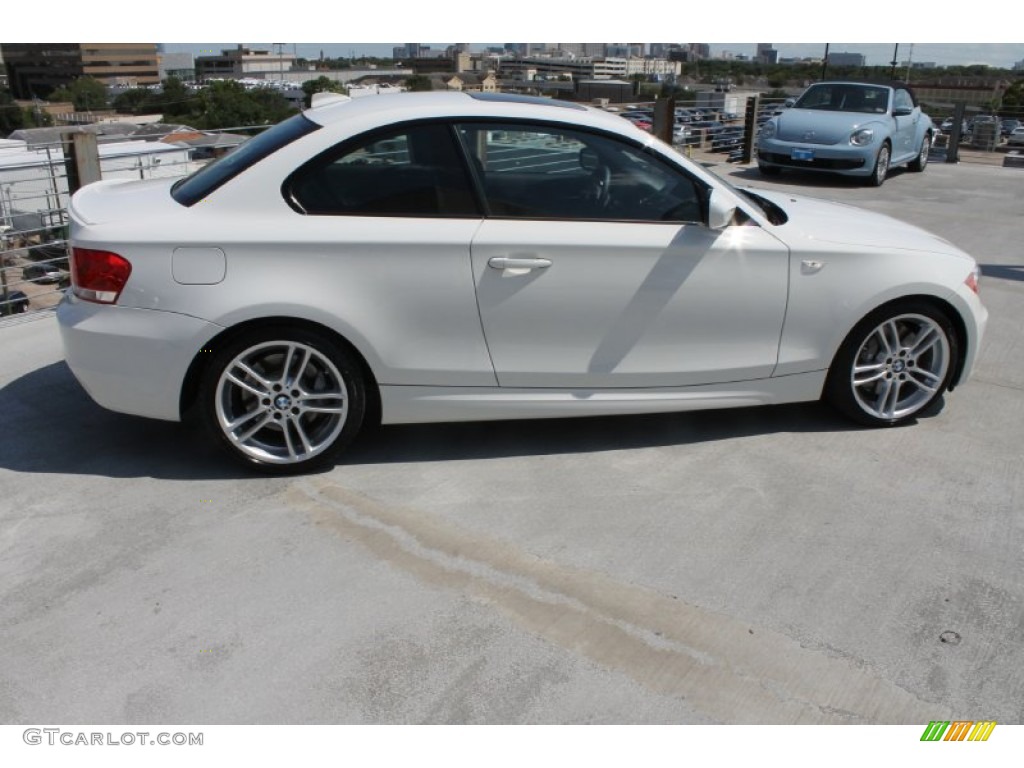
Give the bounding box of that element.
[161,43,1024,69]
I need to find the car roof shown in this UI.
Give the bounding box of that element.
[302,91,633,136]
[808,81,889,87]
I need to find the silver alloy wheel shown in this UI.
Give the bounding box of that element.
[850,313,950,420]
[918,137,929,169]
[214,340,349,465]
[875,145,890,184]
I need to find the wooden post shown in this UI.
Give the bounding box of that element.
[64,132,102,194]
[741,95,760,165]
[946,102,965,164]
[653,95,675,145]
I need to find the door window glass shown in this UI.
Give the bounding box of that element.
[456,122,705,223]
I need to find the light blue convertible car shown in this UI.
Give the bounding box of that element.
[757,82,933,186]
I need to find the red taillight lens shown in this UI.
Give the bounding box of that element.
[71,248,132,304]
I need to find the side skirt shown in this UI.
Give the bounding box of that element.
[379,371,828,425]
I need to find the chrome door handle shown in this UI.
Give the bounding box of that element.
[487,257,553,270]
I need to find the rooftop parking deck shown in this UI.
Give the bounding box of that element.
[1,159,1022,724]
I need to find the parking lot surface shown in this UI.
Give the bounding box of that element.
[1,160,1022,724]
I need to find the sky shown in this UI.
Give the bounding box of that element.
[160,43,1024,69]
[7,1,1023,69]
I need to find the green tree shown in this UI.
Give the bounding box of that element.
[112,87,151,115]
[185,80,296,129]
[404,75,433,92]
[0,89,27,136]
[301,76,346,107]
[1000,79,1024,110]
[50,77,108,111]
[0,89,55,136]
[155,77,193,120]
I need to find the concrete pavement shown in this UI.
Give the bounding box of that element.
[1,159,1022,724]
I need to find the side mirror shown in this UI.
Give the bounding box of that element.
[707,189,737,230]
[579,147,600,172]
[893,105,914,117]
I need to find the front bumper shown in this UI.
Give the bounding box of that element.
[757,136,877,176]
[57,295,220,422]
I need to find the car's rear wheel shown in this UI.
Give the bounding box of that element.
[909,134,930,172]
[826,302,957,427]
[200,326,365,473]
[867,143,890,187]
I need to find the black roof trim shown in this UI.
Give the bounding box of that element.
[467,93,587,111]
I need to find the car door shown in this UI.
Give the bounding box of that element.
[285,121,494,386]
[891,88,920,161]
[458,121,790,389]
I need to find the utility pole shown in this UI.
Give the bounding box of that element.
[890,44,899,80]
[821,44,829,80]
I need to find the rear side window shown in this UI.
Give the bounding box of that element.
[287,122,479,217]
[171,114,320,207]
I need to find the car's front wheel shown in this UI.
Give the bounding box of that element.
[826,302,957,427]
[867,143,890,187]
[200,326,366,473]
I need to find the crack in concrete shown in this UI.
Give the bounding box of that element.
[286,478,948,724]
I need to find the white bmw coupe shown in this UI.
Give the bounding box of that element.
[58,92,987,472]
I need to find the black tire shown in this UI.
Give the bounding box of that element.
[758,163,782,177]
[199,325,366,474]
[825,301,958,427]
[908,133,930,172]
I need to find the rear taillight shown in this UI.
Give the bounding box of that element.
[71,248,132,304]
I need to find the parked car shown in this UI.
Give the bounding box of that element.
[940,117,969,136]
[58,91,987,473]
[711,126,745,152]
[757,81,934,186]
[672,124,696,144]
[1000,119,1021,137]
[26,241,70,267]
[22,262,65,284]
[1008,127,1024,146]
[1,290,29,315]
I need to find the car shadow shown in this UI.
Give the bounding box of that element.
[0,360,882,479]
[980,264,1024,283]
[724,165,910,189]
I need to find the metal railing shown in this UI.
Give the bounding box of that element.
[1,127,265,321]
[924,105,1024,166]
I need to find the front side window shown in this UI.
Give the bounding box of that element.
[455,122,705,223]
[288,122,478,217]
[893,89,915,111]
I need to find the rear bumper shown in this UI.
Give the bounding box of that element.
[57,295,220,421]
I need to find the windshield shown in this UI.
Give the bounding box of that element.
[794,84,889,115]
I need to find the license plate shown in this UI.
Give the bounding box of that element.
[791,148,814,161]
